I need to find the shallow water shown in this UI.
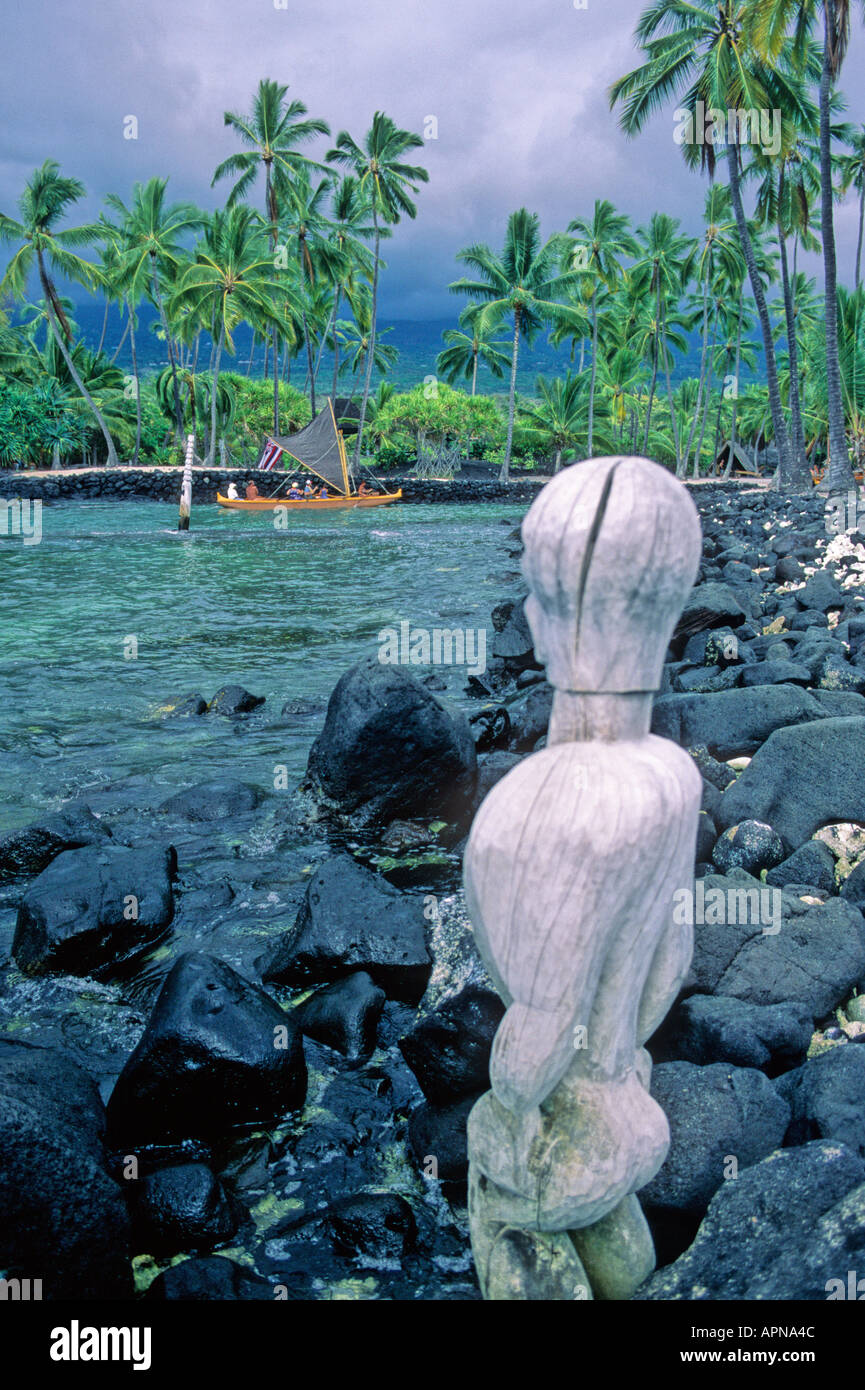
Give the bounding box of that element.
[0,498,521,827]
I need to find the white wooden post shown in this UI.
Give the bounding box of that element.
[464,455,703,1300]
[178,433,194,531]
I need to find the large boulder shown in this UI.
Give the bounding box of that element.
[689,879,865,1016]
[717,717,865,849]
[776,1045,865,1156]
[304,658,476,826]
[672,584,749,654]
[0,806,111,885]
[637,1141,865,1300]
[0,1040,133,1300]
[640,1061,790,1217]
[651,685,829,760]
[660,994,813,1071]
[107,952,307,1148]
[261,855,431,1003]
[13,844,176,977]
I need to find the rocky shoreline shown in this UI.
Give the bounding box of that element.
[0,467,546,505]
[4,478,865,1301]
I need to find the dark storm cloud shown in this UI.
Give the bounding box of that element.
[1,0,863,316]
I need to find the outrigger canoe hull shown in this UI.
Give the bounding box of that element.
[216,489,402,511]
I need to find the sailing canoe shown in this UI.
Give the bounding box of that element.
[216,489,402,511]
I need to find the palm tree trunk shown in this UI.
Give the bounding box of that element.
[354,216,380,469]
[553,447,562,473]
[96,298,110,357]
[723,297,744,481]
[856,186,864,288]
[127,298,142,468]
[587,294,598,455]
[820,0,853,492]
[273,332,280,434]
[642,286,661,451]
[246,331,256,377]
[471,348,478,398]
[692,304,719,478]
[149,258,183,443]
[303,313,317,416]
[38,257,119,466]
[778,203,810,490]
[726,139,793,481]
[684,274,710,472]
[208,319,226,467]
[501,309,521,483]
[109,317,130,366]
[661,302,682,473]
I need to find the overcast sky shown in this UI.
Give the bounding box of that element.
[2,0,864,318]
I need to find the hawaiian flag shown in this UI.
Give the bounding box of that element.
[259,439,284,472]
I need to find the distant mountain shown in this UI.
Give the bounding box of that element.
[62,299,753,397]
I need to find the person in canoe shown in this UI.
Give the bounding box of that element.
[287,483,303,500]
[226,481,239,499]
[245,481,260,500]
[303,479,315,498]
[318,485,330,498]
[358,481,377,497]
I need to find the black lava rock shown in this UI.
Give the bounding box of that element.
[641,1061,790,1217]
[718,717,865,848]
[127,1162,239,1254]
[293,970,385,1061]
[637,1140,865,1300]
[711,819,785,875]
[399,986,505,1105]
[207,685,266,716]
[0,1039,133,1300]
[159,779,264,822]
[107,952,307,1148]
[660,994,813,1071]
[766,839,837,892]
[13,844,176,977]
[261,855,431,1003]
[327,1192,417,1260]
[0,806,111,886]
[304,658,477,826]
[776,1045,865,1156]
[408,1094,475,1182]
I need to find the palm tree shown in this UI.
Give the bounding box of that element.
[318,176,375,399]
[212,79,330,221]
[449,209,582,480]
[749,97,821,484]
[437,303,512,395]
[566,200,639,456]
[838,124,865,286]
[327,112,428,468]
[103,178,205,445]
[171,206,282,465]
[213,79,330,433]
[610,0,816,489]
[278,168,344,416]
[750,0,860,490]
[0,160,119,464]
[520,373,589,472]
[630,212,696,460]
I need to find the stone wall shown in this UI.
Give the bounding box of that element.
[0,468,546,506]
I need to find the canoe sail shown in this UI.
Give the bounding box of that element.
[258,398,350,495]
